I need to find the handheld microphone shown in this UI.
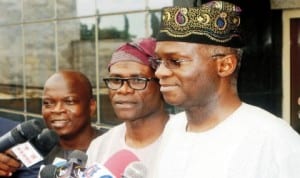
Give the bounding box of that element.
[122,161,147,178]
[11,128,59,167]
[0,119,46,152]
[30,128,60,156]
[104,149,140,178]
[83,149,140,178]
[58,150,87,178]
[68,150,88,168]
[39,164,58,178]
[40,150,87,178]
[82,163,114,178]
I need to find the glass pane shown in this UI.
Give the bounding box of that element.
[23,0,55,21]
[57,0,96,18]
[24,22,56,114]
[0,0,22,25]
[96,0,146,14]
[57,17,97,86]
[99,12,155,39]
[148,0,173,9]
[148,11,162,38]
[0,25,24,112]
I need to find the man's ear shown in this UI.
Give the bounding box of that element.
[89,99,97,117]
[216,54,237,77]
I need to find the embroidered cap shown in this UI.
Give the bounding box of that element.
[157,1,244,48]
[108,37,156,71]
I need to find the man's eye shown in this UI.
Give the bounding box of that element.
[110,78,122,84]
[43,100,54,107]
[65,99,76,105]
[131,78,145,83]
[169,59,182,66]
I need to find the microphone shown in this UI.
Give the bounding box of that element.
[104,149,140,178]
[0,118,46,152]
[39,150,87,178]
[83,149,140,178]
[68,150,88,168]
[122,161,147,178]
[82,163,114,178]
[30,128,59,156]
[11,128,59,167]
[58,150,87,178]
[39,164,58,178]
[54,150,87,178]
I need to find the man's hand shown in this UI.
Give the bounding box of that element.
[0,150,21,176]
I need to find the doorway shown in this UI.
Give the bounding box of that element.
[283,10,300,133]
[290,18,300,132]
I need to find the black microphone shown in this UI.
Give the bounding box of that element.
[30,128,59,157]
[40,150,87,178]
[11,128,59,167]
[122,161,147,178]
[0,119,46,152]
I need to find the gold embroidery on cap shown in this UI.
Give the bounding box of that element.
[174,8,188,26]
[159,1,241,43]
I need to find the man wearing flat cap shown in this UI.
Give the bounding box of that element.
[150,1,300,177]
[86,37,170,173]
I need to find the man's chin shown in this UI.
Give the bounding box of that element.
[116,113,137,121]
[53,128,71,137]
[59,132,76,140]
[163,95,183,106]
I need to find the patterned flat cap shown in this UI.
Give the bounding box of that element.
[108,37,156,71]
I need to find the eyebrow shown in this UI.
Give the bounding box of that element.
[41,94,79,99]
[158,51,191,59]
[109,74,147,77]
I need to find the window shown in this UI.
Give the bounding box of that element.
[0,0,174,128]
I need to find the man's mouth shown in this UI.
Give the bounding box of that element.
[159,83,178,92]
[114,101,137,109]
[51,119,69,128]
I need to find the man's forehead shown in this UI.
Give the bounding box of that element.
[110,61,152,73]
[155,41,198,55]
[43,86,81,96]
[46,73,83,86]
[43,81,88,97]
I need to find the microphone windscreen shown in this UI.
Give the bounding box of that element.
[31,128,59,156]
[0,119,46,152]
[104,149,140,178]
[68,150,88,167]
[123,161,147,178]
[39,164,57,178]
[12,119,46,143]
[19,119,46,137]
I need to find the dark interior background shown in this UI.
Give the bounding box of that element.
[175,0,283,117]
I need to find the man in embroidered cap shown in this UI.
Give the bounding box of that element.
[150,1,300,178]
[86,37,170,173]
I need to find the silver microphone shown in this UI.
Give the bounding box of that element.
[122,161,147,178]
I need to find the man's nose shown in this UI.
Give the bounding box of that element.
[52,102,66,112]
[117,81,134,94]
[155,62,173,79]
